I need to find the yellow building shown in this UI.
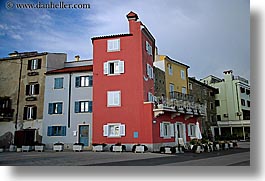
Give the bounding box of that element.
[154,55,190,99]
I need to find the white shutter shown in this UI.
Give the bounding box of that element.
[183,124,186,143]
[120,124,125,136]
[187,124,191,136]
[160,123,164,137]
[170,124,175,137]
[146,41,149,52]
[107,92,113,106]
[116,39,120,50]
[119,61,124,74]
[107,40,113,51]
[150,67,153,79]
[113,91,120,106]
[146,64,150,77]
[103,62,108,75]
[103,125,108,136]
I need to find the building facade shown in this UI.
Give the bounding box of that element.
[42,60,93,149]
[0,51,66,147]
[154,55,190,98]
[188,77,218,138]
[200,70,250,140]
[92,12,204,152]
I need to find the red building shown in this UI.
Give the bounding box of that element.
[92,12,203,152]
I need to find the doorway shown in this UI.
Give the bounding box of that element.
[79,125,89,146]
[174,123,185,144]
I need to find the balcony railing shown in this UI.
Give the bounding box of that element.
[154,95,206,116]
[169,91,194,102]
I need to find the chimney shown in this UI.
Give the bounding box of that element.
[126,11,138,21]
[75,55,80,61]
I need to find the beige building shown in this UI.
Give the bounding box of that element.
[0,51,66,147]
[200,70,250,140]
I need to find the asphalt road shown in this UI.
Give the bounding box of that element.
[0,147,250,166]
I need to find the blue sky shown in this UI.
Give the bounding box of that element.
[0,0,250,81]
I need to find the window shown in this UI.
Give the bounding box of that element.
[187,123,195,137]
[148,92,155,102]
[104,60,124,75]
[210,102,214,110]
[26,84,39,96]
[23,106,37,120]
[215,100,220,107]
[217,115,221,121]
[145,41,152,55]
[48,102,63,114]
[146,63,153,79]
[210,91,215,96]
[180,70,186,80]
[47,126,66,136]
[168,64,172,75]
[107,91,121,107]
[247,101,250,107]
[160,122,174,138]
[169,83,174,92]
[103,123,125,137]
[76,76,93,87]
[107,39,120,52]
[182,87,187,94]
[54,78,64,89]
[240,87,245,93]
[0,98,11,109]
[246,89,250,95]
[75,101,92,113]
[27,59,41,70]
[241,99,246,106]
[189,83,192,90]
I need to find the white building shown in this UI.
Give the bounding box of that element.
[201,70,250,140]
[42,58,93,149]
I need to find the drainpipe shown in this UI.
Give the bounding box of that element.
[68,73,72,128]
[15,56,23,130]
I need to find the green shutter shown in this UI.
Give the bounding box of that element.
[48,103,53,114]
[47,126,52,136]
[75,77,80,87]
[62,126,66,136]
[75,101,80,113]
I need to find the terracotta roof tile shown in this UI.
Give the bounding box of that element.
[46,65,93,75]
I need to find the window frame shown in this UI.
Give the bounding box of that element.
[169,83,174,93]
[23,106,37,120]
[54,77,64,89]
[48,102,63,115]
[75,75,93,87]
[103,60,124,75]
[107,91,121,107]
[180,70,186,80]
[145,41,152,56]
[26,83,40,96]
[27,59,41,70]
[75,101,92,113]
[47,126,66,136]
[107,39,120,52]
[187,123,196,137]
[160,122,174,139]
[103,123,126,138]
[168,64,173,75]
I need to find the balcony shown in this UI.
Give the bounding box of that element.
[153,92,206,118]
[0,108,14,121]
